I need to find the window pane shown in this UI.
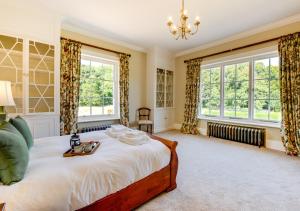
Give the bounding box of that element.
[254,80,269,99]
[270,80,280,99]
[81,60,90,78]
[210,98,220,116]
[211,83,220,99]
[224,99,235,117]
[201,69,210,84]
[270,100,281,121]
[91,106,103,115]
[103,64,114,81]
[211,67,220,83]
[236,81,249,100]
[270,57,279,80]
[202,84,210,99]
[103,81,113,97]
[224,82,235,99]
[80,56,117,117]
[90,61,104,80]
[78,96,91,116]
[236,62,249,81]
[103,97,114,115]
[254,59,269,79]
[224,65,235,82]
[201,99,209,115]
[236,100,248,118]
[254,100,269,120]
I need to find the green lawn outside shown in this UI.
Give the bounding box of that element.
[201,108,281,121]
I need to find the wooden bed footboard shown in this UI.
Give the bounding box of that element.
[79,135,178,211]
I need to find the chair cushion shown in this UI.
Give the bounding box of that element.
[9,116,33,149]
[138,120,153,125]
[0,122,29,185]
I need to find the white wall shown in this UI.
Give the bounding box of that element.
[146,47,175,132]
[0,2,61,138]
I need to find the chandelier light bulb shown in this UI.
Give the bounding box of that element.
[167,16,173,26]
[194,16,201,25]
[172,25,178,32]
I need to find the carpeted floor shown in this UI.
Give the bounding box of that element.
[138,130,300,211]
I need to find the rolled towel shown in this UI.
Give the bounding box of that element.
[119,134,150,145]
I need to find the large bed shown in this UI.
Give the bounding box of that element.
[0,130,178,211]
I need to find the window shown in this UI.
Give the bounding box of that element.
[199,52,281,123]
[200,67,221,116]
[224,62,249,118]
[78,53,119,121]
[253,57,280,121]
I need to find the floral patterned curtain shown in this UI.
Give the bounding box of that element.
[119,54,130,127]
[181,59,202,134]
[60,39,82,135]
[279,32,300,156]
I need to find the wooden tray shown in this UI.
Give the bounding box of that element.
[63,141,100,157]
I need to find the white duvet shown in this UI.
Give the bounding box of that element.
[0,131,170,211]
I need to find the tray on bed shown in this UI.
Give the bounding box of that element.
[63,141,100,157]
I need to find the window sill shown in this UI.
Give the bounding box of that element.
[78,115,120,123]
[198,116,281,128]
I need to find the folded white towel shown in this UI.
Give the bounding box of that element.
[119,134,150,145]
[111,124,127,132]
[124,130,145,138]
[105,128,129,138]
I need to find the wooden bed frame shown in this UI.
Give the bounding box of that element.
[79,134,178,211]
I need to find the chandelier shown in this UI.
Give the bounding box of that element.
[167,0,200,40]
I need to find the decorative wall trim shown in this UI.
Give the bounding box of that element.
[175,13,300,57]
[62,23,147,53]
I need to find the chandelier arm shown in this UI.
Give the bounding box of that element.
[190,24,199,35]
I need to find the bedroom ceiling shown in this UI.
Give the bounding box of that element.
[7,0,300,54]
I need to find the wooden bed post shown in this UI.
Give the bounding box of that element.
[149,134,178,192]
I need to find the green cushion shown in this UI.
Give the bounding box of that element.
[9,116,33,149]
[0,122,29,185]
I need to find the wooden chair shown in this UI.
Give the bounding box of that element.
[137,107,153,133]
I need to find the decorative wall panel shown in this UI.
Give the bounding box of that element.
[29,41,54,113]
[0,35,23,113]
[166,70,174,107]
[156,68,174,108]
[156,68,165,108]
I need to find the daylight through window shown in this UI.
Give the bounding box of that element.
[78,53,119,121]
[199,53,281,122]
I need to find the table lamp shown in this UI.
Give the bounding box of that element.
[0,81,16,122]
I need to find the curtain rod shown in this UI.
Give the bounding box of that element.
[184,36,282,63]
[61,37,131,57]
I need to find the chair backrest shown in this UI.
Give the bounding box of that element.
[137,107,151,120]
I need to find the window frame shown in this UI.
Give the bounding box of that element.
[199,51,280,126]
[78,52,120,123]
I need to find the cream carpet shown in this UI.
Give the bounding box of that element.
[138,130,300,211]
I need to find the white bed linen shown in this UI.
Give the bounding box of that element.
[0,131,170,211]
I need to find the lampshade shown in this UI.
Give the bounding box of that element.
[0,81,15,106]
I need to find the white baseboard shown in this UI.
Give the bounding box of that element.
[173,123,181,130]
[199,127,207,136]
[170,123,284,152]
[265,139,285,152]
